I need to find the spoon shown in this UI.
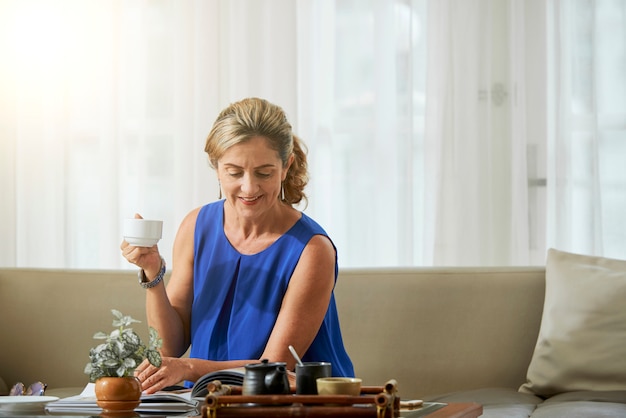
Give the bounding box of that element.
[288,345,304,367]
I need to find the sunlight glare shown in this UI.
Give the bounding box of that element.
[7,2,69,80]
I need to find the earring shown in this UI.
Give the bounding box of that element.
[281,182,285,201]
[218,181,222,199]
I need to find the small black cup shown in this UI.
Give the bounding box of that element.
[295,362,332,395]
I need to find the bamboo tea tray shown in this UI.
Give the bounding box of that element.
[202,379,400,418]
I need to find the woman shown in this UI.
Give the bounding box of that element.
[121,97,354,393]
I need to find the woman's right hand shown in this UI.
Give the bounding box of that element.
[120,213,163,276]
[121,240,162,274]
[134,357,192,394]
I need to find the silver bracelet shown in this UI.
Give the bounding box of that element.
[138,257,166,289]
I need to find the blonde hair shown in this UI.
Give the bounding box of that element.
[205,97,308,205]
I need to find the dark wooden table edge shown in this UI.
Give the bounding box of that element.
[424,402,482,418]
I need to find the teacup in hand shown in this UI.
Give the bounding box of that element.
[316,377,362,396]
[123,218,163,247]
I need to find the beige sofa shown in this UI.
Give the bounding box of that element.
[1,265,625,417]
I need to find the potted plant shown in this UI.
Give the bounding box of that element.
[84,309,162,413]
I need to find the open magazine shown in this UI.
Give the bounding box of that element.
[189,366,296,398]
[45,383,200,415]
[190,367,245,398]
[45,368,246,415]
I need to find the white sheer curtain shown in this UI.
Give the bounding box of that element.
[1,0,624,269]
[548,0,626,260]
[297,0,430,266]
[424,0,532,265]
[298,0,545,266]
[0,0,298,269]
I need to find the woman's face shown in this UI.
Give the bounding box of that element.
[217,136,290,219]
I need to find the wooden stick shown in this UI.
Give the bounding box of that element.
[360,379,398,395]
[375,392,391,408]
[205,394,378,408]
[360,386,385,394]
[203,405,393,418]
[384,379,398,394]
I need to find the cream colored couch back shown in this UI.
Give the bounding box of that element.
[334,267,545,398]
[0,266,545,399]
[0,269,151,396]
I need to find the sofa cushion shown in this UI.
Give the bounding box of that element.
[541,390,626,404]
[531,395,626,418]
[519,249,626,397]
[426,388,542,418]
[534,390,626,417]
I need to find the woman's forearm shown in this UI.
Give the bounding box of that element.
[145,283,189,357]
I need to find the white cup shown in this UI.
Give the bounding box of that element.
[123,218,163,247]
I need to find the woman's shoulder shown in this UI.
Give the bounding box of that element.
[195,200,224,222]
[287,211,336,255]
[296,211,329,236]
[175,207,202,240]
[180,201,222,232]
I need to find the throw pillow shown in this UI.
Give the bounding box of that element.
[519,248,626,397]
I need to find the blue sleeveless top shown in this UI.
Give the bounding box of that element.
[189,200,354,377]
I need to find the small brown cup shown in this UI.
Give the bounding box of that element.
[316,377,362,396]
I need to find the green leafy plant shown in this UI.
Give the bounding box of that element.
[84,309,162,382]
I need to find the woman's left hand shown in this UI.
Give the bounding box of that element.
[134,357,189,394]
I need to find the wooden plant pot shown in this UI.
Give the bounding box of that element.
[95,376,142,414]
